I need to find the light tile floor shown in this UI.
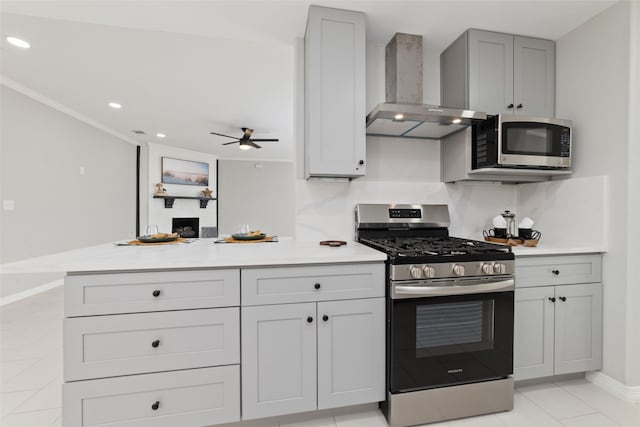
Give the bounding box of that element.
[1,286,639,427]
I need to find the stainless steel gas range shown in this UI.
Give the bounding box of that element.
[355,204,515,427]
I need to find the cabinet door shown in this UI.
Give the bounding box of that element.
[514,36,555,117]
[514,287,555,380]
[241,303,317,420]
[317,298,385,410]
[554,283,603,374]
[468,30,514,115]
[305,6,366,178]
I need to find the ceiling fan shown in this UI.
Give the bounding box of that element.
[209,127,278,150]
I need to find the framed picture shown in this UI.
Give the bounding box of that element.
[161,157,209,186]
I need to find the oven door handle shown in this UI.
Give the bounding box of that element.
[393,279,515,298]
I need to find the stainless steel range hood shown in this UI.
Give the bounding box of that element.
[366,33,486,139]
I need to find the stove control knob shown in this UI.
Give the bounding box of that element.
[409,265,423,279]
[422,265,436,279]
[452,264,465,276]
[481,263,494,274]
[493,263,506,274]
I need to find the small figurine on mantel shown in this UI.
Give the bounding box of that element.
[201,187,213,198]
[155,183,167,196]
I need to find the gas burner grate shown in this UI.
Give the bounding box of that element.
[360,236,511,258]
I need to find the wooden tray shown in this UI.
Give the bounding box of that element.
[484,236,539,247]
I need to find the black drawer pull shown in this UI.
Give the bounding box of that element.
[151,340,160,348]
[552,270,560,275]
[314,283,321,290]
[152,290,161,297]
[307,316,313,323]
[507,103,514,109]
[323,315,329,321]
[559,296,567,302]
[516,103,523,109]
[548,297,556,302]
[151,401,160,411]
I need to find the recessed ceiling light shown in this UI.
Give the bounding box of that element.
[394,113,405,120]
[452,118,462,124]
[108,102,122,109]
[6,36,30,49]
[156,133,166,138]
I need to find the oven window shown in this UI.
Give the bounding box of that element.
[415,300,494,357]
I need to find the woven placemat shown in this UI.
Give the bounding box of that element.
[125,238,190,246]
[222,236,276,244]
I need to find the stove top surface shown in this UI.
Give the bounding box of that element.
[359,236,514,263]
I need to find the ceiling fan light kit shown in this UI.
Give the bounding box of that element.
[209,127,279,150]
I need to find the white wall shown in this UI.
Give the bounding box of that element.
[625,0,640,387]
[218,160,294,236]
[516,176,608,249]
[146,142,217,235]
[556,1,631,385]
[0,85,136,297]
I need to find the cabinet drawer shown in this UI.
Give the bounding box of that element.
[64,308,239,381]
[241,263,384,305]
[65,269,240,316]
[63,365,239,427]
[515,255,601,287]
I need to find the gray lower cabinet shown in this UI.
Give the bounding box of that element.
[241,303,317,420]
[242,298,385,420]
[514,254,603,381]
[63,365,240,427]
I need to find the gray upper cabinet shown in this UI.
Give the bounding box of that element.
[441,29,555,117]
[305,6,366,179]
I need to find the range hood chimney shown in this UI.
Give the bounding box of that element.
[366,33,486,139]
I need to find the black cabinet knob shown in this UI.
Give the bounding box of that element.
[151,401,160,411]
[152,290,161,297]
[151,340,160,348]
[507,103,514,109]
[323,315,329,322]
[359,160,364,165]
[548,297,556,302]
[552,270,560,275]
[516,104,523,109]
[314,283,321,290]
[559,296,567,302]
[307,316,313,323]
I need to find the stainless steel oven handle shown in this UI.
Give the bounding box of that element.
[393,279,515,298]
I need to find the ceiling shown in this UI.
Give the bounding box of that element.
[0,1,616,160]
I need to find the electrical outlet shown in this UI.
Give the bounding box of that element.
[3,200,15,211]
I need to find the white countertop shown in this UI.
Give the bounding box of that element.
[0,239,387,275]
[511,245,606,256]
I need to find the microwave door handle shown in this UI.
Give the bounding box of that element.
[393,279,515,298]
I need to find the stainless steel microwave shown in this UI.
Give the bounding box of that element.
[472,115,572,170]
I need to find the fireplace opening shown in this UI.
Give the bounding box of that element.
[172,217,199,238]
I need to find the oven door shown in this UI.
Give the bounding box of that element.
[389,288,514,393]
[498,115,571,168]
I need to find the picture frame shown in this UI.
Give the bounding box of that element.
[161,157,209,186]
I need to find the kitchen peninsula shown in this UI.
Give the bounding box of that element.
[6,240,386,426]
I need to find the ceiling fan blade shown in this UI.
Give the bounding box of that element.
[210,131,239,139]
[250,138,279,142]
[249,141,262,149]
[222,140,240,145]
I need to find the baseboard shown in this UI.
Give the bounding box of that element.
[587,371,640,403]
[0,279,64,307]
